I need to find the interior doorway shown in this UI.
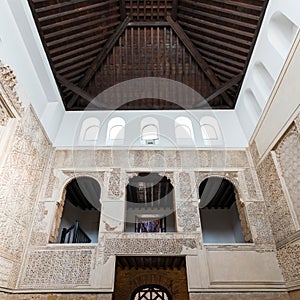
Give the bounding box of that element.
[113,256,189,300]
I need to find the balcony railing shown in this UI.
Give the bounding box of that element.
[60,220,91,243]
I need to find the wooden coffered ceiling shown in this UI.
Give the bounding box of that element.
[28,0,269,110]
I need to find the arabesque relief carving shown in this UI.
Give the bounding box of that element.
[0,61,24,126]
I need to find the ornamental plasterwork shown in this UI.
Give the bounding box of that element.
[294,113,300,133]
[0,61,24,126]
[195,171,240,194]
[108,168,122,198]
[179,172,193,199]
[277,242,300,283]
[0,108,51,259]
[100,234,201,264]
[246,201,275,246]
[20,249,93,287]
[275,126,300,225]
[61,170,105,187]
[176,201,201,232]
[256,153,296,243]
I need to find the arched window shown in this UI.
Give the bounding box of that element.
[200,116,222,145]
[252,62,274,99]
[268,12,297,58]
[175,116,194,144]
[131,285,172,300]
[79,117,100,142]
[125,173,176,233]
[141,117,159,145]
[199,177,252,243]
[107,117,125,145]
[54,177,101,244]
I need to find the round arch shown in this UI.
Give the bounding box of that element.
[51,175,102,243]
[131,284,172,300]
[198,175,252,243]
[197,174,244,208]
[58,174,102,206]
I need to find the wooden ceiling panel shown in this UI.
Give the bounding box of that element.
[27,0,269,110]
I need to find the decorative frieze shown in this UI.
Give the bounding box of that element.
[102,234,200,264]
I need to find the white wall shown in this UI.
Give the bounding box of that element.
[236,0,300,144]
[200,204,244,243]
[54,110,247,148]
[2,0,300,151]
[0,0,64,141]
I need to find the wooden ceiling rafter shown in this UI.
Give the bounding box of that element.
[194,73,243,108]
[67,15,131,108]
[179,0,261,22]
[119,0,126,20]
[27,0,269,110]
[56,74,94,102]
[171,0,179,20]
[44,15,118,40]
[38,1,117,24]
[167,16,233,108]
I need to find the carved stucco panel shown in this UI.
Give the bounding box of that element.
[146,150,166,169]
[95,150,113,167]
[0,61,24,126]
[275,127,300,225]
[128,150,145,168]
[246,202,275,246]
[241,168,260,201]
[102,236,200,264]
[0,256,13,288]
[20,249,93,288]
[249,141,260,167]
[61,171,105,190]
[0,100,10,126]
[197,150,248,169]
[180,151,200,168]
[44,168,58,198]
[294,113,300,133]
[178,172,193,199]
[277,241,300,283]
[195,171,240,195]
[256,153,296,243]
[108,168,122,199]
[164,150,181,168]
[30,201,56,246]
[176,201,201,232]
[0,108,51,260]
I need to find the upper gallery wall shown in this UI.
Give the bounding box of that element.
[0,0,299,148]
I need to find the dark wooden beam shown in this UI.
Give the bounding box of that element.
[167,16,234,107]
[171,0,179,21]
[119,0,126,20]
[67,16,130,108]
[128,21,169,27]
[56,74,93,102]
[194,73,243,108]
